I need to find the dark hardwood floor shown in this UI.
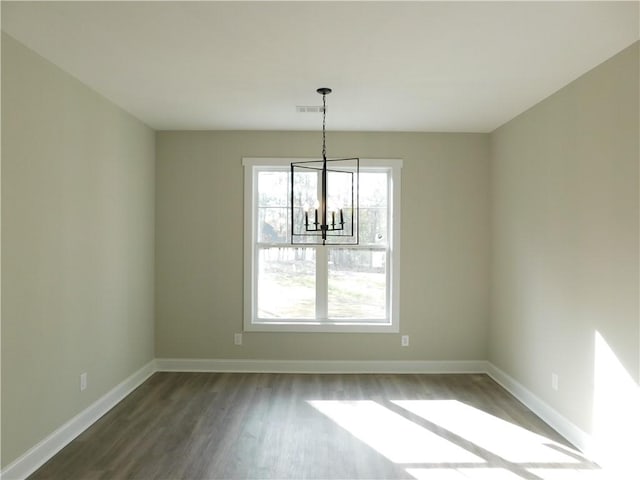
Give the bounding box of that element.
[29,373,598,479]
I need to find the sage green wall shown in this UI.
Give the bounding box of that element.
[156,131,490,361]
[1,34,155,467]
[490,42,639,463]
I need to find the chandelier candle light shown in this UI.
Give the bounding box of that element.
[290,88,359,245]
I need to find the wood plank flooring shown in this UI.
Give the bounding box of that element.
[28,373,598,479]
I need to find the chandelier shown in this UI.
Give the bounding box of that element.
[290,88,359,245]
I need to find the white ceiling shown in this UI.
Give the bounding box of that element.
[2,1,638,132]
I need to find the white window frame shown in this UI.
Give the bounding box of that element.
[243,157,402,333]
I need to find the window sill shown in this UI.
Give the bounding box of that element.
[244,320,399,333]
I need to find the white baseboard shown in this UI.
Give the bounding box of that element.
[1,360,156,480]
[486,362,594,457]
[155,358,490,374]
[2,358,599,479]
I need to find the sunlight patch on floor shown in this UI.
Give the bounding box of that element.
[407,467,523,480]
[308,400,484,464]
[309,398,603,480]
[393,400,581,464]
[527,469,612,479]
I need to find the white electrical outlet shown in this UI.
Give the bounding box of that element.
[234,333,243,346]
[551,373,559,391]
[80,372,88,392]
[401,335,409,347]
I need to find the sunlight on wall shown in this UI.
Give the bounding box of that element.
[592,331,640,475]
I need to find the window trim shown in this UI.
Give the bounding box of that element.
[243,157,402,333]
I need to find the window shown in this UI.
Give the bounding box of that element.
[243,158,402,332]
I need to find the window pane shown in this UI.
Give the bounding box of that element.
[258,170,291,243]
[258,171,289,207]
[360,172,388,245]
[258,247,315,319]
[291,169,317,211]
[328,249,386,320]
[258,206,288,243]
[291,167,319,242]
[360,172,387,208]
[359,207,388,245]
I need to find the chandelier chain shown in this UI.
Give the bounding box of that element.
[322,92,327,160]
